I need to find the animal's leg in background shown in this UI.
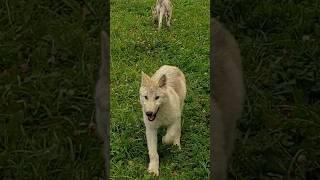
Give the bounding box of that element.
[166,10,172,27]
[158,8,164,31]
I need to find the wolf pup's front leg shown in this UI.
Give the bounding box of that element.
[146,126,159,176]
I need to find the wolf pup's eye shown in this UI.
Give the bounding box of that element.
[144,96,148,100]
[155,96,159,100]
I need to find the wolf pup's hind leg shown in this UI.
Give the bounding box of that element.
[165,11,171,27]
[162,122,181,149]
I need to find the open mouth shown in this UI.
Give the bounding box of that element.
[148,108,160,121]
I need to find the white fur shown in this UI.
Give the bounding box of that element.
[139,65,186,176]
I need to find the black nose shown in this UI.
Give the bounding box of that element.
[146,112,153,117]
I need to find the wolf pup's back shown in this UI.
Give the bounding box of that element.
[211,18,245,180]
[152,65,186,106]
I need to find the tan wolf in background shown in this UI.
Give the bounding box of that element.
[152,0,172,31]
[139,65,186,176]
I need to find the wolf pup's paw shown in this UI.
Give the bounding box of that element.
[174,143,181,150]
[148,165,159,176]
[162,135,172,145]
[173,140,181,150]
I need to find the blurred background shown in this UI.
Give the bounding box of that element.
[1,0,108,179]
[212,0,320,179]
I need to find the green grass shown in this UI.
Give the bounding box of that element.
[110,0,210,179]
[4,0,318,179]
[212,0,320,179]
[0,0,107,179]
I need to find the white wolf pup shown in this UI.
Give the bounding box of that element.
[152,0,172,31]
[139,65,187,176]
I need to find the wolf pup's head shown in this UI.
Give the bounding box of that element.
[140,72,167,121]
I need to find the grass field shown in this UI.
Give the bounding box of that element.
[1,0,107,179]
[2,0,319,179]
[110,0,210,179]
[213,0,320,179]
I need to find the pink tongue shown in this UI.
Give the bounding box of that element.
[148,115,155,121]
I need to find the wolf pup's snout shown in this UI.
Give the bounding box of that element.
[146,109,158,121]
[146,111,153,117]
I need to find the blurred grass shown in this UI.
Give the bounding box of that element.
[1,0,108,179]
[212,0,320,179]
[110,0,210,179]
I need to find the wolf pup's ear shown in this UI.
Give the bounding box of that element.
[158,74,166,88]
[141,71,150,86]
